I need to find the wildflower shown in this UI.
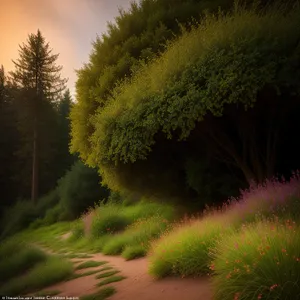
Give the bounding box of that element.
[270,284,278,291]
[257,294,262,299]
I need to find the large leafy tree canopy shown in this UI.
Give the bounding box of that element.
[80,3,300,198]
[70,0,243,163]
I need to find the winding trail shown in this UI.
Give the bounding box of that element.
[39,248,213,299]
[36,212,213,299]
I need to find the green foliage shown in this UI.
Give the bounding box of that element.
[83,2,300,197]
[148,218,232,278]
[0,255,73,295]
[95,270,120,279]
[0,245,47,284]
[0,200,39,239]
[91,212,131,238]
[75,260,107,270]
[68,219,85,242]
[58,160,110,219]
[122,244,147,260]
[42,204,62,226]
[101,215,171,256]
[9,30,67,202]
[79,287,116,300]
[90,200,175,239]
[210,220,300,300]
[96,275,126,287]
[71,0,237,164]
[36,188,60,218]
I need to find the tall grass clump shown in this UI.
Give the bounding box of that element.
[210,220,300,300]
[0,245,47,284]
[67,219,85,242]
[91,203,131,238]
[102,215,171,257]
[222,172,300,226]
[0,200,39,239]
[0,255,73,295]
[90,200,175,239]
[148,216,233,278]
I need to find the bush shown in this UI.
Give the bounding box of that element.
[0,255,73,295]
[91,212,130,238]
[222,174,300,227]
[90,200,175,239]
[68,220,85,242]
[58,160,110,219]
[43,204,62,225]
[122,245,147,260]
[148,217,232,278]
[0,245,47,284]
[210,220,300,300]
[0,200,39,239]
[36,188,60,218]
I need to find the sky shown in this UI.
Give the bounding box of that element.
[0,0,132,98]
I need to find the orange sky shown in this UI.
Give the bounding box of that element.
[0,0,131,97]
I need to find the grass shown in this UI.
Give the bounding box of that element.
[97,266,114,272]
[96,275,126,287]
[79,286,116,300]
[90,200,175,239]
[95,270,120,279]
[210,220,300,300]
[148,216,233,278]
[68,269,103,280]
[0,243,47,284]
[101,215,171,256]
[67,220,85,242]
[75,260,107,270]
[122,244,147,260]
[65,253,93,259]
[149,175,300,279]
[32,290,61,296]
[0,255,73,295]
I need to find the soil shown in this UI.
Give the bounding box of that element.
[35,211,213,299]
[39,251,213,300]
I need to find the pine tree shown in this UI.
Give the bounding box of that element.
[9,30,67,203]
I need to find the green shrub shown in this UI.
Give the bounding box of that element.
[79,286,116,300]
[75,260,107,270]
[0,245,47,284]
[36,188,60,218]
[102,215,171,256]
[90,203,131,238]
[0,200,39,239]
[0,255,73,295]
[122,245,147,260]
[122,200,175,222]
[58,161,110,219]
[42,204,62,225]
[0,238,24,259]
[29,218,45,230]
[68,219,85,242]
[210,220,300,300]
[148,217,232,278]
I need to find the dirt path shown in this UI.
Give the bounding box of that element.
[92,253,213,300]
[36,212,213,299]
[39,249,213,300]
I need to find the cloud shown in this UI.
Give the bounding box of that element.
[0,0,131,97]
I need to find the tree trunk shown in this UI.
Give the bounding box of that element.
[31,116,39,203]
